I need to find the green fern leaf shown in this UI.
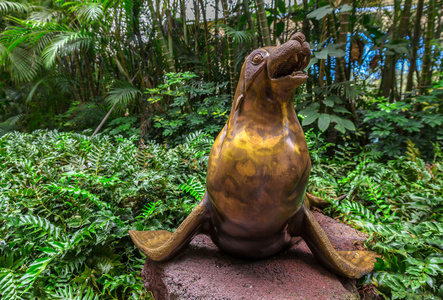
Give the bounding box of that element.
[179,177,205,200]
[0,269,20,300]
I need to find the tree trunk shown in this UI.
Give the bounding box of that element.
[166,0,174,61]
[302,0,310,40]
[347,0,357,78]
[406,0,424,92]
[302,0,312,102]
[328,14,346,82]
[198,0,212,81]
[147,0,176,72]
[221,0,236,98]
[419,0,436,94]
[243,0,257,48]
[193,0,200,56]
[318,17,327,88]
[337,0,350,82]
[214,0,219,37]
[379,0,401,100]
[272,0,277,44]
[256,0,271,46]
[398,0,412,38]
[180,0,188,45]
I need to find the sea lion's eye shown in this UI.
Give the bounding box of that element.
[251,53,263,65]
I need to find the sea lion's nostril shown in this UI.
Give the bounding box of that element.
[291,32,306,44]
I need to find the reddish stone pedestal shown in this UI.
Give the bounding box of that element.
[141,212,368,300]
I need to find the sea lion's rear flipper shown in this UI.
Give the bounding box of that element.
[305,192,346,208]
[298,204,378,279]
[129,197,210,261]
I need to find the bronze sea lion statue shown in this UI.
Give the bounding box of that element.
[129,33,378,279]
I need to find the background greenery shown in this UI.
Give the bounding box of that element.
[0,0,442,299]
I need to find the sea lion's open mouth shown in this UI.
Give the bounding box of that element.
[267,33,311,83]
[269,53,309,79]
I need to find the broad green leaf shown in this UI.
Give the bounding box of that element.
[277,0,286,14]
[342,119,356,131]
[333,106,351,114]
[323,99,335,107]
[307,5,333,20]
[318,114,331,131]
[302,111,320,126]
[339,4,353,12]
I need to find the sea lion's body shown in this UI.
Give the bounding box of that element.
[130,33,378,279]
[206,103,310,258]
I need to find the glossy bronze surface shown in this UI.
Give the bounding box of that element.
[130,33,377,279]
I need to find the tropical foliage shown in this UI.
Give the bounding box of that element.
[1,0,442,299]
[0,130,211,299]
[1,0,442,140]
[0,129,441,299]
[306,131,443,299]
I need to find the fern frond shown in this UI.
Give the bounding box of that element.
[19,255,56,292]
[136,146,154,169]
[179,177,205,200]
[405,139,420,163]
[17,214,63,239]
[0,269,21,300]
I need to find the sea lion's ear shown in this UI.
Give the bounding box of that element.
[244,50,268,92]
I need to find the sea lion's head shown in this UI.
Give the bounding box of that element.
[235,33,310,110]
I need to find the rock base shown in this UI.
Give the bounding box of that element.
[141,212,368,300]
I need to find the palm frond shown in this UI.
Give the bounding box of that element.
[4,46,39,81]
[217,25,254,44]
[105,81,141,113]
[64,1,104,22]
[29,9,66,23]
[40,31,95,68]
[1,18,66,53]
[0,114,23,136]
[0,0,28,14]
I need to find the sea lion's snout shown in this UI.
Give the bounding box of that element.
[267,33,311,87]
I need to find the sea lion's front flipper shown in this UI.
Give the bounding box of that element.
[298,204,378,279]
[129,196,210,261]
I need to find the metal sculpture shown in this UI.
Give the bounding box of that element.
[129,33,377,279]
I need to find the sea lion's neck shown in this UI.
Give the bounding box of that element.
[228,89,299,134]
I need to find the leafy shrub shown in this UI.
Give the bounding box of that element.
[309,137,443,299]
[362,79,443,159]
[0,130,212,299]
[1,128,441,299]
[146,72,230,145]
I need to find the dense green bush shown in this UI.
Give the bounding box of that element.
[145,72,230,145]
[1,130,441,299]
[307,133,443,299]
[362,79,443,159]
[0,130,211,299]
